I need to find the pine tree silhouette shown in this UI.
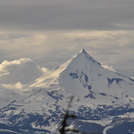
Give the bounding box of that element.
[59,96,99,134]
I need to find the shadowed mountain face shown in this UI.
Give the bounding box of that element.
[0,49,134,134]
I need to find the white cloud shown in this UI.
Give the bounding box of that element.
[41,67,50,73]
[0,58,32,76]
[1,82,24,90]
[130,76,134,79]
[1,58,32,66]
[102,65,116,72]
[0,58,43,84]
[63,30,124,40]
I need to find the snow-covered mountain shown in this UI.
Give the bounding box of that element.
[0,49,134,134]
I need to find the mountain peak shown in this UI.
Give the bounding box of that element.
[77,49,101,66]
[80,49,88,54]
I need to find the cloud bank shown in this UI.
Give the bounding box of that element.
[0,58,44,84]
[0,30,133,76]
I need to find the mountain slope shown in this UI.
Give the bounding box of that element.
[29,49,134,107]
[0,49,134,134]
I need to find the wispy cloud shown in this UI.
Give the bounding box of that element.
[1,82,24,90]
[0,30,134,76]
[102,65,116,72]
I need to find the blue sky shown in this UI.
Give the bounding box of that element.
[0,0,134,76]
